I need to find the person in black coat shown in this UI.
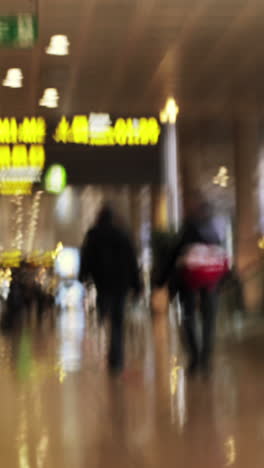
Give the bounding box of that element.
[157,193,224,376]
[79,205,141,373]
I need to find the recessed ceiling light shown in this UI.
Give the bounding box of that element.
[46,35,70,56]
[39,88,59,108]
[2,68,23,88]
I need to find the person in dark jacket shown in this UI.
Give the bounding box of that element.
[79,205,141,373]
[158,192,223,376]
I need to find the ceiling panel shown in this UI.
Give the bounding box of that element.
[0,0,261,118]
[0,0,37,14]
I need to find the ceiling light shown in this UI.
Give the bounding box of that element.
[39,88,59,108]
[160,97,179,124]
[46,35,70,56]
[2,68,23,88]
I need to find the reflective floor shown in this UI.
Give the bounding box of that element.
[0,302,263,468]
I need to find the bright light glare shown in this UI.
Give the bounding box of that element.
[160,97,179,124]
[39,88,59,108]
[55,247,80,278]
[46,35,70,56]
[89,113,112,133]
[3,68,23,88]
[45,164,67,194]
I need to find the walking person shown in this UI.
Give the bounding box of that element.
[157,191,228,376]
[79,205,141,374]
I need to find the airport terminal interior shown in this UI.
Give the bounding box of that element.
[0,0,264,466]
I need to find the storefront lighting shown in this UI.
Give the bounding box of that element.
[55,247,80,278]
[0,144,45,195]
[26,190,43,254]
[3,68,23,88]
[160,97,179,124]
[39,88,59,108]
[225,436,236,466]
[11,195,23,251]
[258,236,264,249]
[46,35,70,56]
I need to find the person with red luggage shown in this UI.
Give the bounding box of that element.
[157,191,228,376]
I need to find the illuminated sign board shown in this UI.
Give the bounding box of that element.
[0,144,45,168]
[53,115,161,146]
[0,114,161,192]
[0,15,38,48]
[0,181,33,195]
[0,115,161,147]
[45,164,67,194]
[0,144,45,195]
[0,117,46,144]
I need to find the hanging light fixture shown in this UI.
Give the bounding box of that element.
[39,88,59,108]
[46,35,70,56]
[3,68,23,88]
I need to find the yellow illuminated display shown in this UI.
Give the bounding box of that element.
[28,145,45,168]
[0,144,45,195]
[0,181,32,195]
[0,144,45,169]
[0,115,161,147]
[0,117,46,144]
[12,145,28,167]
[54,115,161,146]
[0,115,162,146]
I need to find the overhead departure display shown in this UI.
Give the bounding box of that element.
[0,115,161,147]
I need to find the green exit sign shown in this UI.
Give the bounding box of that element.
[0,14,38,47]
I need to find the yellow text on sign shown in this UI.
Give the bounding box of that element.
[0,145,45,169]
[53,116,161,146]
[0,117,46,144]
[0,181,32,195]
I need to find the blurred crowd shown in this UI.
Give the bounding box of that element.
[0,192,245,378]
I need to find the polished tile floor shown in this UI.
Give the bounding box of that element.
[0,303,263,468]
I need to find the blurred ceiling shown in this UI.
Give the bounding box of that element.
[0,0,263,118]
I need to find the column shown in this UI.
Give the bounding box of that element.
[151,185,168,231]
[234,114,262,313]
[151,185,169,315]
[163,123,180,230]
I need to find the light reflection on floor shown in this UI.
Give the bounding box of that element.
[0,297,263,466]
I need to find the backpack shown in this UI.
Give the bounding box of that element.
[180,243,229,290]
